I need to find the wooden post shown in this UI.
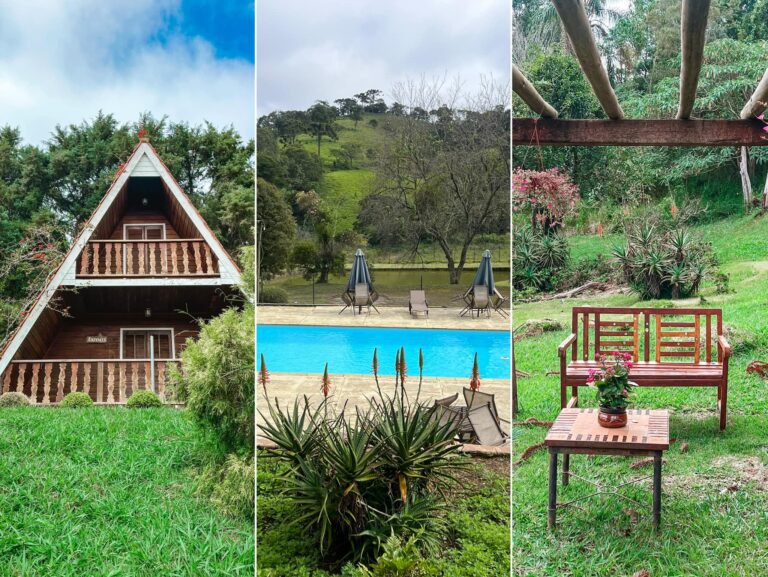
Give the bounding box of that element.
[512,64,558,118]
[741,67,768,119]
[677,0,711,119]
[740,146,754,210]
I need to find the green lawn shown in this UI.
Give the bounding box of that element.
[513,213,768,576]
[256,455,510,577]
[0,408,253,577]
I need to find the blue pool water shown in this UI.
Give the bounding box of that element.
[257,325,510,379]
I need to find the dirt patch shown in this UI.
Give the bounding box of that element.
[711,455,768,491]
[668,455,768,494]
[514,318,564,340]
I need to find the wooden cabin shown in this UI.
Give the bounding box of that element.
[0,138,242,403]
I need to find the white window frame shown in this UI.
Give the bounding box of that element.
[122,223,166,240]
[119,328,176,359]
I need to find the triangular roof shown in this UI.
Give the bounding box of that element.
[0,140,242,375]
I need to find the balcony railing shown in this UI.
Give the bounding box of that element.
[1,359,180,404]
[76,239,219,277]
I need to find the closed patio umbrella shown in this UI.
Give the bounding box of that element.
[340,249,378,314]
[461,250,506,317]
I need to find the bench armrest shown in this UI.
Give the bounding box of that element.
[718,335,732,359]
[558,333,577,357]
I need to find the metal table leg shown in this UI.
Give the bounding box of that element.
[548,449,558,530]
[653,451,662,530]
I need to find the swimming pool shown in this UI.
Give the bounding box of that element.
[257,325,510,379]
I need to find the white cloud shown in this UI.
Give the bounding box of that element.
[256,0,509,115]
[0,0,254,145]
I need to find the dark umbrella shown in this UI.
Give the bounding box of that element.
[346,249,374,293]
[470,250,495,294]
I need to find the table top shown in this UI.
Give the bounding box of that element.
[545,408,669,451]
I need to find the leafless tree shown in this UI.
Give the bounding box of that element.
[361,76,510,284]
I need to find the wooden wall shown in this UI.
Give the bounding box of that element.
[43,314,199,359]
[108,210,182,240]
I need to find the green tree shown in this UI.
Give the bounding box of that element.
[256,178,296,277]
[306,101,339,156]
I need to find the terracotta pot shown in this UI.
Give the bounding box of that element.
[598,406,627,428]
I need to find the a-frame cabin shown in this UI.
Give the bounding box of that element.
[0,136,242,403]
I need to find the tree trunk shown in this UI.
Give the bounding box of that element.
[436,237,459,284]
[318,268,329,283]
[740,146,753,211]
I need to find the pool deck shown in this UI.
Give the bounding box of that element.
[257,305,509,331]
[258,372,511,424]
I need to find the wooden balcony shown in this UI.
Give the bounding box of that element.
[1,359,180,404]
[76,239,219,278]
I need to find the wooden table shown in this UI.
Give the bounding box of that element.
[544,408,670,530]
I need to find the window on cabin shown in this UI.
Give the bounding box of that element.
[124,224,165,240]
[121,329,174,359]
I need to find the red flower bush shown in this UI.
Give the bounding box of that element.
[512,168,579,233]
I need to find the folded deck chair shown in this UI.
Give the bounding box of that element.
[492,288,509,319]
[463,387,508,427]
[409,290,429,317]
[432,404,473,442]
[467,403,508,447]
[339,291,354,314]
[433,392,459,407]
[471,285,491,318]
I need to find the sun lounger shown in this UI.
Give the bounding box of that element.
[409,290,429,317]
[467,403,508,447]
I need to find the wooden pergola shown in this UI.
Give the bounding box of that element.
[512,0,768,148]
[511,0,768,416]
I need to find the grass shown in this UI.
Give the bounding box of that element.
[256,454,509,577]
[0,407,253,576]
[513,211,768,576]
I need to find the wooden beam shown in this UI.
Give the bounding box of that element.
[551,0,624,120]
[741,68,768,119]
[677,0,711,119]
[513,118,768,146]
[512,64,558,118]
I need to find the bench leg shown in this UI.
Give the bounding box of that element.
[562,453,570,486]
[653,451,662,530]
[571,385,578,407]
[548,449,558,530]
[719,380,728,431]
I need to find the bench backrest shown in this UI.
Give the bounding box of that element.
[571,307,723,364]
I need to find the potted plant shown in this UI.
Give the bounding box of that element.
[587,351,637,428]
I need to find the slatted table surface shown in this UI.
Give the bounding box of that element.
[545,408,670,451]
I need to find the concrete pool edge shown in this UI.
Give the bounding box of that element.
[257,305,509,331]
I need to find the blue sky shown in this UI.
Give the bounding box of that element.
[0,0,254,145]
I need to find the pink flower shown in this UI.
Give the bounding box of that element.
[759,114,765,121]
[762,125,768,133]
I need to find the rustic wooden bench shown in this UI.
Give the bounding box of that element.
[558,307,731,430]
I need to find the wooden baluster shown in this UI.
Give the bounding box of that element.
[15,363,26,394]
[149,242,156,275]
[116,243,123,275]
[43,363,52,404]
[56,362,66,402]
[83,363,91,396]
[172,243,179,275]
[181,243,189,274]
[82,245,91,274]
[132,361,139,393]
[126,243,133,275]
[2,367,12,394]
[107,363,115,403]
[105,243,112,275]
[119,363,127,402]
[144,361,151,393]
[160,242,168,274]
[93,244,101,275]
[192,242,202,275]
[138,242,145,275]
[71,362,79,393]
[30,363,40,402]
[203,244,213,274]
[157,362,166,399]
[97,362,104,402]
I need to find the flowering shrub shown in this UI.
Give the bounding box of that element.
[512,168,579,234]
[587,352,637,409]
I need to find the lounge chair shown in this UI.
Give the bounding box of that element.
[432,404,473,442]
[409,290,429,317]
[433,392,458,407]
[354,283,379,314]
[492,288,509,319]
[471,285,491,318]
[463,387,508,427]
[467,403,508,447]
[339,291,354,314]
